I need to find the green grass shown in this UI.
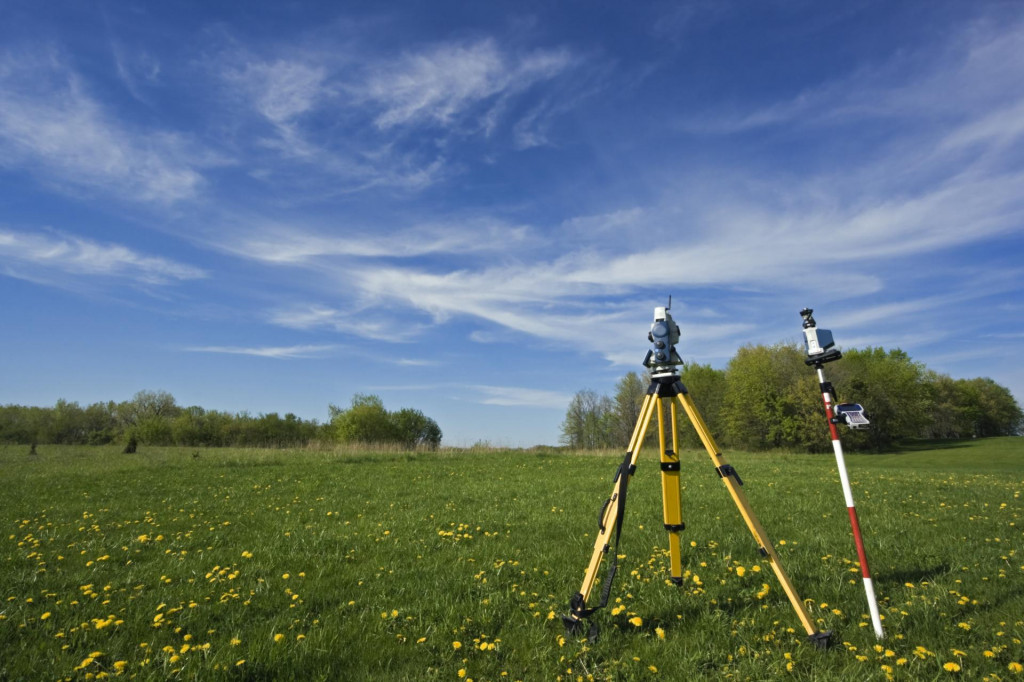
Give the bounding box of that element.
[1,439,1022,681]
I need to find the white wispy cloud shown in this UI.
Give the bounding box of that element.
[364,38,574,130]
[215,36,579,193]
[0,50,209,204]
[683,18,1024,134]
[182,344,337,358]
[218,217,531,264]
[268,304,429,341]
[475,385,573,409]
[0,227,206,284]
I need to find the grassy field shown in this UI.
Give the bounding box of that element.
[1,438,1022,681]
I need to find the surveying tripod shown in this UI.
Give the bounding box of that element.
[562,305,831,647]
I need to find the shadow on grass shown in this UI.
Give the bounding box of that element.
[874,563,951,584]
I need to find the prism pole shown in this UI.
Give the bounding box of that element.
[802,307,884,640]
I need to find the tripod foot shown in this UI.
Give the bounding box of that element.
[807,630,833,649]
[562,615,600,642]
[562,614,585,636]
[669,577,684,586]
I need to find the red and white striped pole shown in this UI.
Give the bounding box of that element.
[801,306,885,639]
[814,364,884,639]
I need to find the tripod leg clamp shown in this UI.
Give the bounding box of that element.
[716,464,743,486]
[660,460,680,472]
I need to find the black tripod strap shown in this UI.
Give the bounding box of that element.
[573,450,634,620]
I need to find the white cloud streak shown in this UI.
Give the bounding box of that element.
[219,218,531,264]
[0,51,207,204]
[182,344,337,358]
[364,38,574,130]
[0,228,206,284]
[475,385,573,409]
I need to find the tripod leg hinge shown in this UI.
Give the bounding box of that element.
[716,464,744,485]
[660,460,680,472]
[664,523,686,532]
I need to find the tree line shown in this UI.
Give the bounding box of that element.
[561,344,1023,452]
[0,390,442,450]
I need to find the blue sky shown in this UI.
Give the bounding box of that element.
[2,1,1022,446]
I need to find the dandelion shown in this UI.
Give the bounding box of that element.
[649,665,658,673]
[40,612,51,620]
[230,638,241,646]
[1009,662,1023,673]
[655,627,665,640]
[453,641,462,650]
[943,662,961,672]
[736,566,746,577]
[113,661,126,672]
[236,660,245,667]
[629,616,643,627]
[274,633,285,643]
[458,669,467,679]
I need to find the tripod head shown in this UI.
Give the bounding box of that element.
[799,307,842,365]
[643,299,684,377]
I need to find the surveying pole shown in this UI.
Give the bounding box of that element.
[800,308,885,640]
[562,302,831,647]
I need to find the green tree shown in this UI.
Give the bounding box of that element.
[610,372,647,446]
[722,344,823,451]
[329,394,391,445]
[956,377,1023,437]
[677,363,729,449]
[560,390,614,449]
[391,408,443,449]
[827,347,931,451]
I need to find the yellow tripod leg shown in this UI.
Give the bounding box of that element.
[674,390,828,644]
[564,390,659,632]
[657,398,685,583]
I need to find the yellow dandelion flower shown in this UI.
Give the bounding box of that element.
[655,627,665,640]
[296,634,305,641]
[452,641,462,649]
[943,662,961,672]
[230,638,241,646]
[41,612,51,620]
[391,609,398,618]
[649,665,658,673]
[735,566,746,577]
[236,660,245,666]
[282,573,290,580]
[113,661,126,672]
[1009,662,1023,673]
[458,669,467,679]
[629,616,643,627]
[416,637,426,644]
[273,633,285,643]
